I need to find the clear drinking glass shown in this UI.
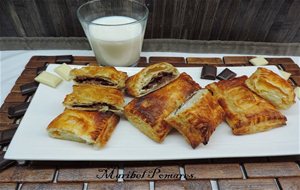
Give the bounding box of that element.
[77,0,148,67]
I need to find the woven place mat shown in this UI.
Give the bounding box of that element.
[0,55,299,190]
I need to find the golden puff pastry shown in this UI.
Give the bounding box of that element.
[70,66,128,89]
[206,76,287,135]
[124,72,200,143]
[245,67,295,109]
[164,89,225,149]
[63,84,124,114]
[47,109,120,147]
[125,62,179,97]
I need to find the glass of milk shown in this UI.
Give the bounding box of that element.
[77,0,148,67]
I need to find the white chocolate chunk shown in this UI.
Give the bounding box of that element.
[35,71,62,88]
[295,87,300,99]
[54,63,72,80]
[249,57,268,66]
[279,70,291,80]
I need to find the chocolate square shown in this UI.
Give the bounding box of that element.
[217,68,237,80]
[201,65,217,80]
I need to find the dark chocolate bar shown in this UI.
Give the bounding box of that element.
[201,65,217,80]
[0,152,16,171]
[36,65,48,75]
[55,55,73,63]
[217,68,237,80]
[8,102,30,118]
[20,82,39,95]
[0,128,17,145]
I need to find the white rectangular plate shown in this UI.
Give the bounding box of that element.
[5,65,300,161]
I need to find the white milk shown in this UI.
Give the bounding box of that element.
[88,16,143,66]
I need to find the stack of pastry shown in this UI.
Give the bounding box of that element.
[47,66,127,148]
[47,62,296,150]
[206,67,295,135]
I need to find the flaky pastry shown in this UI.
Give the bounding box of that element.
[125,62,179,97]
[245,67,295,109]
[63,84,124,114]
[206,76,287,135]
[47,109,120,147]
[124,72,200,143]
[165,89,225,148]
[70,66,128,89]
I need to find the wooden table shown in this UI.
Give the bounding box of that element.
[0,55,299,190]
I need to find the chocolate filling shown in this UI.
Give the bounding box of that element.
[142,72,174,90]
[75,77,115,86]
[72,103,117,110]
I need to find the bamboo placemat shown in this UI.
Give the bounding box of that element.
[0,55,299,190]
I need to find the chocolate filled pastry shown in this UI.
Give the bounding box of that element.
[125,62,179,97]
[63,84,124,114]
[70,66,128,89]
[206,76,287,135]
[245,67,295,109]
[47,109,120,147]
[164,89,225,149]
[124,73,200,143]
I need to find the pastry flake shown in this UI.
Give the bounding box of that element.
[70,66,128,89]
[124,72,201,143]
[206,76,287,135]
[47,109,120,147]
[125,62,179,97]
[63,84,124,114]
[245,67,295,109]
[165,89,225,148]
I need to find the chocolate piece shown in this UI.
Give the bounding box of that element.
[217,68,237,80]
[20,82,39,95]
[0,152,16,171]
[0,128,17,145]
[55,55,73,63]
[36,65,48,75]
[8,102,30,118]
[201,65,217,80]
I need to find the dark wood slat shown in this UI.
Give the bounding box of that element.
[0,124,18,131]
[223,56,255,65]
[88,181,150,190]
[0,166,55,183]
[21,183,83,190]
[123,166,180,181]
[265,57,296,65]
[278,177,300,190]
[186,57,223,65]
[0,183,17,190]
[218,179,278,190]
[57,167,118,182]
[291,76,300,86]
[0,113,15,125]
[0,103,20,113]
[244,162,300,178]
[185,164,243,179]
[149,57,185,64]
[4,93,27,103]
[155,180,212,190]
